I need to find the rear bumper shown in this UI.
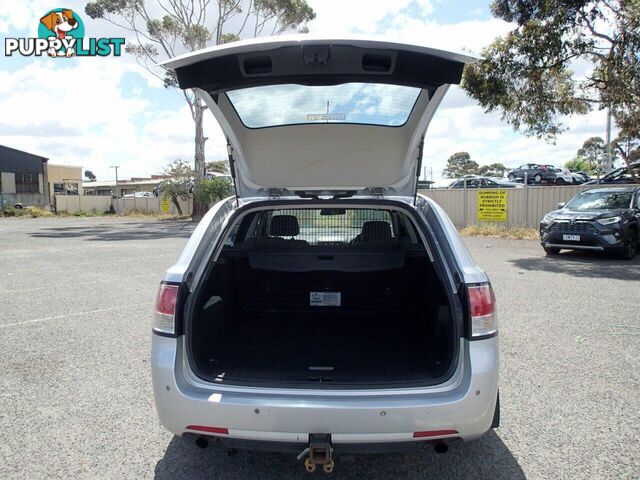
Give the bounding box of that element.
[192,435,459,454]
[151,336,499,448]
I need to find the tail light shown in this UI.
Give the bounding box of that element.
[467,284,497,339]
[154,282,179,335]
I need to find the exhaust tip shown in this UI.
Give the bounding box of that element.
[195,437,209,449]
[434,441,448,454]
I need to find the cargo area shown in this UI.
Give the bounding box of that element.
[186,207,459,388]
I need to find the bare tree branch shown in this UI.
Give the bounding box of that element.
[577,10,616,45]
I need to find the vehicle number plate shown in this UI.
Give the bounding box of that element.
[563,234,580,241]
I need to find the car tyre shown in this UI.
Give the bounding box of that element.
[534,174,542,183]
[555,178,565,185]
[618,230,638,260]
[544,246,560,255]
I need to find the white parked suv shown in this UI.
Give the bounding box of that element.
[151,36,499,472]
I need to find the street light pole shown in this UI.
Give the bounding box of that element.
[605,110,612,170]
[110,165,120,198]
[110,165,119,198]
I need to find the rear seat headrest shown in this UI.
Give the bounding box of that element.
[270,215,300,237]
[361,221,393,241]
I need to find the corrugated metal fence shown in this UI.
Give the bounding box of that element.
[54,195,111,213]
[419,184,622,228]
[55,187,628,226]
[113,196,193,215]
[54,195,193,215]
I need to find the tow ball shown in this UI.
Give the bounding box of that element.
[297,434,335,473]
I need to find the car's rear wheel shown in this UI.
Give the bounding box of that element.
[544,246,560,255]
[618,230,638,260]
[555,177,565,185]
[534,174,542,183]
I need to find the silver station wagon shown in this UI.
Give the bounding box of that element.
[151,36,499,473]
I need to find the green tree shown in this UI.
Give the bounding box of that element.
[577,137,607,172]
[612,130,640,166]
[206,160,229,174]
[195,177,233,206]
[85,0,315,218]
[463,1,640,140]
[160,159,194,216]
[478,162,508,178]
[443,152,479,178]
[84,170,96,181]
[565,156,593,174]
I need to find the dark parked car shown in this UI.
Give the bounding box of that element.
[539,187,640,259]
[448,176,520,189]
[507,163,557,183]
[583,161,640,185]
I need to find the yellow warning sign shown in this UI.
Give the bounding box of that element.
[160,196,171,213]
[477,190,508,222]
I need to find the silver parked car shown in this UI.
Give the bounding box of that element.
[151,36,499,472]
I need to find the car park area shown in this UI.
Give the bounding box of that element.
[1,217,639,479]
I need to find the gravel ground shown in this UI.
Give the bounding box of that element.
[0,217,638,479]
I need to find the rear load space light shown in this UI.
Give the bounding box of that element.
[413,429,458,438]
[468,284,497,339]
[153,283,179,335]
[186,425,229,435]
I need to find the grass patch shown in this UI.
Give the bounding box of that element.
[1,207,186,220]
[1,206,54,218]
[459,224,539,240]
[117,209,191,220]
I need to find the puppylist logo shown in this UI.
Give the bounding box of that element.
[5,8,125,58]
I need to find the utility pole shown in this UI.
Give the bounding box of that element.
[604,107,613,173]
[110,165,119,198]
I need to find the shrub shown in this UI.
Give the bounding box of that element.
[1,207,25,217]
[195,177,233,206]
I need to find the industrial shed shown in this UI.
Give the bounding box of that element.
[0,145,49,208]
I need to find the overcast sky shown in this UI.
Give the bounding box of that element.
[0,0,613,182]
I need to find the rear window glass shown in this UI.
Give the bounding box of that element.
[226,83,421,128]
[270,209,394,245]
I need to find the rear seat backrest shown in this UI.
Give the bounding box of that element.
[257,214,308,249]
[270,215,300,237]
[360,221,393,243]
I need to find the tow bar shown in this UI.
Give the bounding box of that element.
[297,434,335,473]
